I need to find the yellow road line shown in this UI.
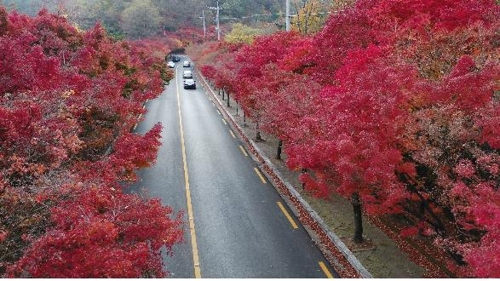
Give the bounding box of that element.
[176,78,202,279]
[229,130,236,138]
[222,119,227,125]
[277,201,298,229]
[239,145,248,157]
[133,113,143,131]
[254,167,267,184]
[319,261,334,278]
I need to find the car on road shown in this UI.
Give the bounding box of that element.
[167,61,175,68]
[182,70,193,79]
[171,55,181,62]
[183,79,196,89]
[183,60,191,67]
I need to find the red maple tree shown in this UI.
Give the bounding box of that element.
[193,0,500,277]
[0,8,182,277]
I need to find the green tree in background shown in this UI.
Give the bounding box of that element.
[225,23,261,44]
[291,0,329,34]
[121,0,162,39]
[0,0,46,15]
[289,0,358,34]
[68,0,128,38]
[152,0,204,32]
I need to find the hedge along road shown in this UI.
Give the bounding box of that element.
[129,57,337,278]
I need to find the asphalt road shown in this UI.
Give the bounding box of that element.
[128,57,337,278]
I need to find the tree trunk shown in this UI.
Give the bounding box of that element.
[408,185,446,236]
[255,122,263,142]
[351,192,364,243]
[226,91,230,107]
[301,168,307,189]
[256,131,262,141]
[418,199,425,236]
[276,139,283,159]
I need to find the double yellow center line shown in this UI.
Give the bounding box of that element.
[176,77,201,278]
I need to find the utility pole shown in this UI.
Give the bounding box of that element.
[199,10,206,38]
[216,1,220,41]
[285,0,291,31]
[207,1,221,41]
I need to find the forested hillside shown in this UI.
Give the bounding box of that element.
[0,0,339,39]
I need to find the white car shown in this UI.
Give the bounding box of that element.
[167,61,175,68]
[182,70,193,79]
[183,60,191,67]
[183,79,196,89]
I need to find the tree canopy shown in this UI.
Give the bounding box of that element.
[194,0,500,277]
[0,8,181,277]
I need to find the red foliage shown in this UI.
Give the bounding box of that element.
[287,49,417,214]
[8,187,182,278]
[230,32,306,120]
[365,0,499,35]
[400,227,420,238]
[165,27,205,47]
[200,65,217,80]
[256,65,322,143]
[278,37,315,73]
[195,0,500,277]
[0,8,182,277]
[305,6,374,85]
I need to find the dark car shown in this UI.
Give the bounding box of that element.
[183,79,196,89]
[171,55,181,62]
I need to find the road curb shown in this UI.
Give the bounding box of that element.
[195,68,372,278]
